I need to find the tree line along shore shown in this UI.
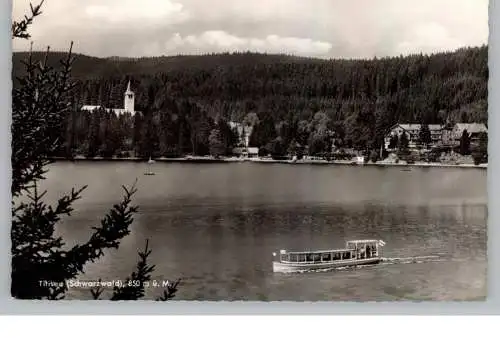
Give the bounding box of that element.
[13,46,488,166]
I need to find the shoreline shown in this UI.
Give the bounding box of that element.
[49,156,487,169]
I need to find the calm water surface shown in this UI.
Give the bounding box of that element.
[40,162,487,301]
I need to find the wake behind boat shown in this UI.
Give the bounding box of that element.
[272,239,386,273]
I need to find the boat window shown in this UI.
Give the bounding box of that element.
[322,253,331,261]
[299,254,306,262]
[313,254,321,262]
[333,253,340,260]
[289,254,297,262]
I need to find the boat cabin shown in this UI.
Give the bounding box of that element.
[278,248,356,264]
[277,239,383,263]
[345,240,381,259]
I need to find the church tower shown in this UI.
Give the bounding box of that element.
[124,80,135,114]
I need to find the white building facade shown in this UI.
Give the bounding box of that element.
[81,81,139,116]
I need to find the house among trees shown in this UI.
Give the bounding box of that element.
[384,123,444,150]
[81,81,140,116]
[384,122,488,151]
[451,123,488,144]
[232,147,259,158]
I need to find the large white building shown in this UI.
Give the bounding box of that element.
[384,122,488,149]
[81,81,140,116]
[384,123,444,149]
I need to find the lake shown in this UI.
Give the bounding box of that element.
[39,161,487,301]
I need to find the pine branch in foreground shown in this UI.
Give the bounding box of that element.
[110,239,155,300]
[11,40,76,198]
[11,182,139,299]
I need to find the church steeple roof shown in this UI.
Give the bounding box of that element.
[125,80,133,94]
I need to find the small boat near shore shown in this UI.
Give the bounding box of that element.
[144,156,156,175]
[272,239,386,273]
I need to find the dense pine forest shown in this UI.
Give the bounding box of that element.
[12,46,488,159]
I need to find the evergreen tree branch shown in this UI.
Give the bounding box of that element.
[60,182,139,274]
[12,40,76,198]
[110,239,155,301]
[156,279,181,301]
[11,182,138,300]
[90,279,104,300]
[12,0,44,39]
[11,183,87,299]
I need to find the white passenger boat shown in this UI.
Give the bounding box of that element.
[272,239,386,273]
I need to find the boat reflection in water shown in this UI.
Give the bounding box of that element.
[272,239,386,273]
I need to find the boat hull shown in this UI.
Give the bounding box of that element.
[272,257,381,273]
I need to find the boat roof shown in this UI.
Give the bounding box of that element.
[346,239,380,244]
[282,248,355,255]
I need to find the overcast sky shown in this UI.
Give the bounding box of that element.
[12,0,489,59]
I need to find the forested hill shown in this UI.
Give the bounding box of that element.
[12,51,323,79]
[12,46,488,156]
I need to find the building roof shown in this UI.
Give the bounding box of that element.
[395,124,443,132]
[110,108,134,114]
[81,105,102,111]
[125,80,133,94]
[453,123,488,134]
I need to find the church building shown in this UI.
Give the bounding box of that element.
[81,81,140,116]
